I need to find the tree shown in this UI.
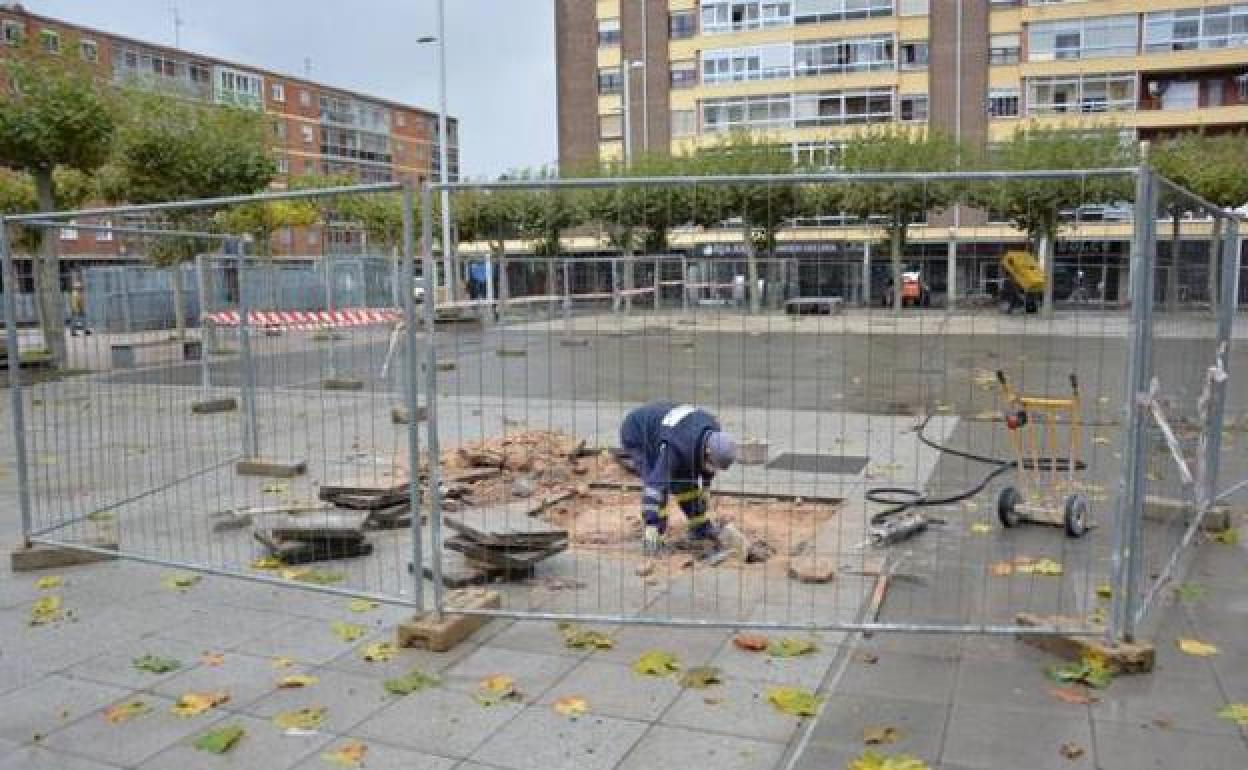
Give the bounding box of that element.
[455,182,536,307]
[109,90,274,337]
[975,125,1135,314]
[513,168,584,301]
[832,128,962,312]
[0,47,118,365]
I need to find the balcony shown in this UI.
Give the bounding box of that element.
[1138,69,1248,132]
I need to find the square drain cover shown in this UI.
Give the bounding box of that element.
[765,453,870,475]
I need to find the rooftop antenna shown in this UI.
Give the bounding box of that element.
[304,57,313,78]
[170,3,183,48]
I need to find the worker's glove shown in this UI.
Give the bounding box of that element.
[642,525,665,557]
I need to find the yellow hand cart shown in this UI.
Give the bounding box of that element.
[995,370,1090,538]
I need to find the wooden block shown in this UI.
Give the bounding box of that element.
[11,542,119,571]
[322,377,364,391]
[396,589,501,652]
[191,398,238,415]
[1143,495,1231,532]
[237,458,308,478]
[788,556,836,583]
[1015,613,1155,675]
[391,405,428,424]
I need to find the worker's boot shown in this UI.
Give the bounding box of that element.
[715,523,749,560]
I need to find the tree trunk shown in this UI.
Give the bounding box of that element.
[1039,229,1054,317]
[171,264,187,340]
[495,242,510,323]
[743,221,760,315]
[32,170,67,368]
[890,226,904,314]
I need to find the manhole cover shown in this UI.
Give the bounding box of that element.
[766,453,870,475]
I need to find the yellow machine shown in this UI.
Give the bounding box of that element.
[1000,251,1045,314]
[996,370,1090,537]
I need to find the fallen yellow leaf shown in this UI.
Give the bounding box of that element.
[330,621,366,643]
[35,576,63,590]
[1218,703,1248,726]
[633,650,681,676]
[969,522,992,535]
[104,700,152,724]
[250,556,284,570]
[162,573,201,591]
[170,691,230,718]
[272,657,295,669]
[1093,436,1111,446]
[1177,639,1219,657]
[30,595,63,626]
[201,652,225,666]
[553,695,589,717]
[863,725,901,745]
[475,675,521,706]
[348,599,379,613]
[1015,558,1063,576]
[360,642,396,662]
[989,562,1013,577]
[274,706,326,730]
[767,686,821,717]
[277,675,319,688]
[848,750,931,770]
[322,740,368,768]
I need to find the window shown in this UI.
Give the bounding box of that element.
[701,2,793,35]
[899,94,929,121]
[671,60,698,88]
[1145,6,1248,53]
[899,0,929,15]
[272,120,287,140]
[990,34,1021,65]
[271,83,285,102]
[795,34,895,76]
[308,228,320,247]
[60,221,78,241]
[598,67,622,95]
[396,113,406,127]
[702,43,792,83]
[598,17,621,47]
[189,63,210,84]
[600,113,623,139]
[792,139,844,169]
[304,160,316,174]
[671,109,698,137]
[96,220,113,242]
[670,11,698,39]
[794,87,894,127]
[988,88,1020,117]
[276,157,290,174]
[215,67,263,109]
[3,20,23,46]
[1026,73,1136,115]
[1028,15,1137,61]
[302,125,315,144]
[702,93,792,132]
[299,89,311,107]
[793,0,892,25]
[79,39,98,62]
[900,41,928,70]
[40,29,59,54]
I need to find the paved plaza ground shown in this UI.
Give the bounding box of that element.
[1,307,1245,769]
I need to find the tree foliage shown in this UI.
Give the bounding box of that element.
[1151,131,1248,210]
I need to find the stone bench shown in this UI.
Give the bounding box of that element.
[110,338,202,369]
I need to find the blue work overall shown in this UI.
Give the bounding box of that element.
[619,402,719,539]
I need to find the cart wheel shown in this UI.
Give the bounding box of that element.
[998,486,1022,528]
[1064,494,1090,538]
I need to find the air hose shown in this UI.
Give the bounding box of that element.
[865,414,1086,546]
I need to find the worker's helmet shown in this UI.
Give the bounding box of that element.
[704,431,737,472]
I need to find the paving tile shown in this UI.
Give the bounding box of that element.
[1093,720,1248,770]
[616,725,786,770]
[485,619,604,658]
[806,694,949,758]
[292,738,458,770]
[151,604,293,649]
[594,625,731,669]
[354,686,524,759]
[1090,669,1243,737]
[709,633,841,690]
[954,658,1091,716]
[0,745,124,770]
[470,706,647,770]
[941,703,1093,770]
[537,659,682,722]
[39,693,219,767]
[663,676,809,744]
[0,674,130,745]
[833,650,959,706]
[441,646,579,699]
[786,739,867,770]
[244,667,391,733]
[152,651,297,709]
[233,615,388,665]
[325,634,478,679]
[64,637,208,691]
[135,712,331,770]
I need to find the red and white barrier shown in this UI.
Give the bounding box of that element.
[205,308,402,331]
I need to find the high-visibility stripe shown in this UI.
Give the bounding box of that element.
[673,488,705,503]
[661,404,696,427]
[686,514,709,527]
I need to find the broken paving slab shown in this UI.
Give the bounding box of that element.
[442,506,569,548]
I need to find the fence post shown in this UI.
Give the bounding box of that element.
[1204,216,1241,509]
[862,241,872,307]
[681,255,689,313]
[119,265,133,333]
[401,185,425,613]
[1111,167,1157,644]
[653,257,661,312]
[195,253,213,399]
[323,250,338,380]
[1,223,33,547]
[420,184,444,618]
[236,240,260,460]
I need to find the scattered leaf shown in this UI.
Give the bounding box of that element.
[277,675,319,688]
[201,652,225,666]
[935,403,952,413]
[272,657,295,669]
[1059,742,1085,760]
[104,700,152,724]
[29,595,63,626]
[633,650,681,677]
[322,739,368,768]
[1151,718,1174,729]
[767,686,821,717]
[475,675,521,706]
[261,481,290,495]
[1176,583,1207,603]
[961,500,980,512]
[193,725,244,754]
[274,706,326,731]
[1087,607,1108,625]
[330,621,366,643]
[1211,528,1240,545]
[1015,558,1063,576]
[1047,658,1113,690]
[1093,436,1111,446]
[1049,686,1098,705]
[35,576,63,590]
[1177,638,1219,657]
[969,522,992,535]
[553,695,590,717]
[361,642,396,662]
[348,599,379,613]
[250,556,284,570]
[732,633,770,652]
[281,568,344,585]
[560,625,614,650]
[848,751,931,770]
[1217,703,1248,726]
[679,666,723,689]
[989,561,1014,577]
[768,637,818,658]
[863,725,901,745]
[383,668,439,696]
[1095,584,1113,599]
[170,691,229,718]
[132,654,181,674]
[162,573,201,591]
[85,510,115,523]
[855,651,880,665]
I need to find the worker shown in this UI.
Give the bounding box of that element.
[68,279,89,336]
[619,401,744,556]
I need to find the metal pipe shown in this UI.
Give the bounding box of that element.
[420,185,445,617]
[621,59,633,166]
[4,182,402,224]
[402,185,425,614]
[19,221,235,240]
[236,239,260,460]
[436,0,455,303]
[194,253,211,398]
[0,225,33,546]
[1154,175,1233,221]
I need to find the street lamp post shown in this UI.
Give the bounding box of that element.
[417,0,454,302]
[620,60,644,167]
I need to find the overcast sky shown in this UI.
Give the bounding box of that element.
[27,0,557,179]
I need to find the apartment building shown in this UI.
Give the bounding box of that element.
[556,0,1248,304]
[0,4,458,264]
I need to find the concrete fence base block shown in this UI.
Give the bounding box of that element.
[558,337,590,348]
[322,377,364,392]
[1015,612,1155,675]
[496,348,528,358]
[11,541,119,572]
[391,405,428,425]
[396,588,500,652]
[191,397,238,415]
[236,458,308,478]
[1144,495,1231,533]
